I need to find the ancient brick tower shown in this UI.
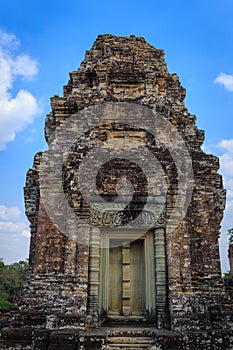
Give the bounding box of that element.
[1,35,233,349]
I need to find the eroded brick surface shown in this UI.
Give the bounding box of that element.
[1,34,233,349]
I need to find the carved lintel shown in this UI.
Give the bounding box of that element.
[90,205,166,228]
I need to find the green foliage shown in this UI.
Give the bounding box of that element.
[0,258,29,308]
[0,292,13,309]
[227,228,233,245]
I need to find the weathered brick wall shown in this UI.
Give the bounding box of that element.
[25,34,229,325]
[1,34,232,349]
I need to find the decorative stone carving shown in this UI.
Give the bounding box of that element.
[90,205,166,228]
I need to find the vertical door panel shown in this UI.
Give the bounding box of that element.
[106,235,150,318]
[130,239,145,315]
[108,245,122,315]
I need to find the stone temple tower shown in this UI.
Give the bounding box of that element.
[1,35,233,349]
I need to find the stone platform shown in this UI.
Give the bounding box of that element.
[1,325,233,349]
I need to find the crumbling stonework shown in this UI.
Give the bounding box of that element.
[1,34,233,349]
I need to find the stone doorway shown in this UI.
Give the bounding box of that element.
[100,230,156,322]
[108,238,145,317]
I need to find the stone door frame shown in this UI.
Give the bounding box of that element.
[87,226,168,327]
[100,230,155,320]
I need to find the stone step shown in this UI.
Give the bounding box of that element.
[108,345,153,350]
[108,336,154,344]
[107,328,153,338]
[107,334,155,349]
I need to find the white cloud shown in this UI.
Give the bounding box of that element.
[12,54,38,79]
[218,139,233,179]
[0,89,40,148]
[0,205,21,220]
[220,153,233,177]
[214,73,233,92]
[0,221,27,233]
[0,29,20,50]
[0,204,30,264]
[0,29,40,150]
[0,220,30,263]
[218,139,233,153]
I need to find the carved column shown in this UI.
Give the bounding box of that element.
[87,227,101,318]
[155,228,168,328]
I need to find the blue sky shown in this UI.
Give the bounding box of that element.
[0,0,232,272]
